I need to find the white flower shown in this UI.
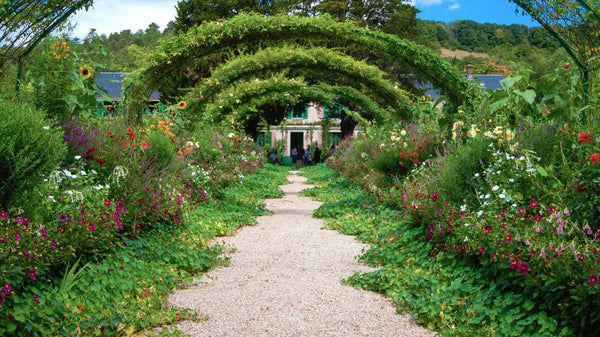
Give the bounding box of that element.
[474,173,480,177]
[492,185,499,192]
[80,170,86,176]
[508,178,514,182]
[464,236,469,242]
[91,170,98,175]
[460,205,467,212]
[484,194,491,199]
[43,126,50,130]
[74,155,81,160]
[48,195,56,203]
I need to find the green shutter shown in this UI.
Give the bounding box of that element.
[302,103,308,119]
[324,105,329,118]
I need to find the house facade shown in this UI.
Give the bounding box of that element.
[258,102,360,164]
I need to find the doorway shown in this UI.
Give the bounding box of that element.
[290,132,304,154]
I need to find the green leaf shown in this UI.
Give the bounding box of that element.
[535,165,548,177]
[514,89,536,105]
[523,299,535,311]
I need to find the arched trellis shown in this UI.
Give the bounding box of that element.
[184,46,413,121]
[200,74,385,125]
[140,13,481,119]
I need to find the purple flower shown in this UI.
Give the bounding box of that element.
[1,282,11,297]
[51,240,57,249]
[589,274,598,286]
[16,217,23,224]
[23,249,31,258]
[33,295,39,304]
[517,262,530,275]
[88,223,96,233]
[59,214,68,222]
[0,210,7,218]
[29,268,37,280]
[14,233,20,242]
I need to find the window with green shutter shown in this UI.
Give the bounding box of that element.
[257,132,271,146]
[286,102,307,119]
[323,105,341,119]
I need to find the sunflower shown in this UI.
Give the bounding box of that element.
[79,66,92,78]
[178,101,187,110]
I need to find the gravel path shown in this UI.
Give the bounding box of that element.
[169,171,434,336]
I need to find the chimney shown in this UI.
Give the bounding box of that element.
[466,64,474,80]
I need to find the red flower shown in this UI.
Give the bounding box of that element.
[574,182,586,193]
[564,64,570,69]
[591,153,599,164]
[85,147,96,156]
[95,158,105,164]
[127,127,133,134]
[504,234,512,242]
[140,141,148,149]
[589,274,598,286]
[129,133,135,141]
[578,132,593,143]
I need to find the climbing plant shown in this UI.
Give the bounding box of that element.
[184,46,413,121]
[509,0,600,112]
[136,13,481,125]
[198,74,377,129]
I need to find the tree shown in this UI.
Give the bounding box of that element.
[173,0,267,33]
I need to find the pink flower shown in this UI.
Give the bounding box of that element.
[564,64,570,69]
[589,274,598,286]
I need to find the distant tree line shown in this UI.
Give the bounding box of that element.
[73,0,565,83]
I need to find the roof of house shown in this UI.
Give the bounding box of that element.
[422,74,504,100]
[95,72,160,101]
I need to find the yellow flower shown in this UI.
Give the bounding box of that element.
[505,129,514,141]
[178,101,187,110]
[400,129,407,136]
[79,66,92,78]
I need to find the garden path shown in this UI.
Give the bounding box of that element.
[168,171,434,336]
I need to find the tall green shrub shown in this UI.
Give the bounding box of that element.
[0,98,67,208]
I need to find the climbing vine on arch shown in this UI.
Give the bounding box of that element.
[182,46,414,122]
[137,13,482,124]
[198,74,380,128]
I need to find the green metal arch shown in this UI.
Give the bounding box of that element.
[143,13,480,113]
[202,75,386,125]
[184,46,414,120]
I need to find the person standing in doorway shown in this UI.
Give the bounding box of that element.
[291,147,298,168]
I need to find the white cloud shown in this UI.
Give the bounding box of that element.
[447,3,461,10]
[409,0,452,6]
[69,0,178,39]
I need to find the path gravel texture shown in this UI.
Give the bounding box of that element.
[169,171,434,337]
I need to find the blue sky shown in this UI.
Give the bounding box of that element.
[69,0,538,39]
[410,0,539,26]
